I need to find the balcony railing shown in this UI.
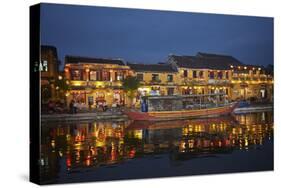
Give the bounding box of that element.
[70,80,87,87]
[70,80,123,88]
[208,79,230,85]
[166,81,175,85]
[252,77,258,81]
[149,79,161,85]
[183,78,207,85]
[231,77,273,83]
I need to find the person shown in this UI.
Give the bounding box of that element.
[103,101,108,112]
[73,100,78,114]
[69,100,74,114]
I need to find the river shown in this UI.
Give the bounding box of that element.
[40,111,273,184]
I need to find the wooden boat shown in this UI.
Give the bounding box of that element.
[125,93,238,121]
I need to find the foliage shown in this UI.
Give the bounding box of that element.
[55,76,71,92]
[122,76,140,99]
[122,76,140,107]
[41,76,71,102]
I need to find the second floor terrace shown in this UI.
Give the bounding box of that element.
[128,62,179,86]
[64,55,132,88]
[63,53,273,89]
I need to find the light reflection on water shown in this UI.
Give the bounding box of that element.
[40,112,273,184]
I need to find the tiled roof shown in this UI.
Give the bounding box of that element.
[170,52,244,70]
[127,62,177,73]
[65,55,125,65]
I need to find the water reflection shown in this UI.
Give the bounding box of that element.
[40,112,273,184]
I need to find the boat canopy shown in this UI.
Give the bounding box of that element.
[141,93,228,112]
[142,93,226,100]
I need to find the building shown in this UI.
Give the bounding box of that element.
[63,52,273,110]
[127,62,179,96]
[64,56,133,109]
[40,45,60,102]
[230,64,273,101]
[169,52,273,101]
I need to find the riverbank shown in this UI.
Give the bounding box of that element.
[41,103,273,122]
[41,111,127,123]
[233,103,273,114]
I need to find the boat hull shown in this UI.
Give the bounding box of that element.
[125,103,237,121]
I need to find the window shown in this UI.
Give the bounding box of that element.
[167,88,174,95]
[72,91,86,103]
[182,88,191,95]
[225,71,229,79]
[199,71,204,79]
[102,71,110,81]
[152,74,159,81]
[209,71,214,79]
[183,70,188,77]
[167,74,173,82]
[193,71,197,78]
[89,70,97,81]
[71,69,83,80]
[115,72,124,81]
[136,73,144,81]
[218,71,223,79]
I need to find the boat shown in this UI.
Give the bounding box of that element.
[125,93,238,121]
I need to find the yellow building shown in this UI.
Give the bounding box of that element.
[168,52,273,102]
[64,52,273,110]
[64,56,133,109]
[127,63,180,98]
[230,64,273,101]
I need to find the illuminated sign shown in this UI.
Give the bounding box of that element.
[34,60,48,72]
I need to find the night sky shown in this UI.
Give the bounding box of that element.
[41,3,273,69]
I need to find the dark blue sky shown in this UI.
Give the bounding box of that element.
[41,3,273,67]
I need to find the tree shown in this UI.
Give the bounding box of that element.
[41,75,71,105]
[54,75,71,101]
[122,76,140,107]
[55,76,71,92]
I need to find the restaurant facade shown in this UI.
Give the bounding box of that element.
[64,56,133,109]
[62,52,273,109]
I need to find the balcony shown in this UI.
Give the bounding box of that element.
[231,76,273,84]
[70,80,123,89]
[183,78,206,85]
[208,79,230,85]
[149,79,162,85]
[70,80,87,87]
[88,80,123,88]
[166,81,175,85]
